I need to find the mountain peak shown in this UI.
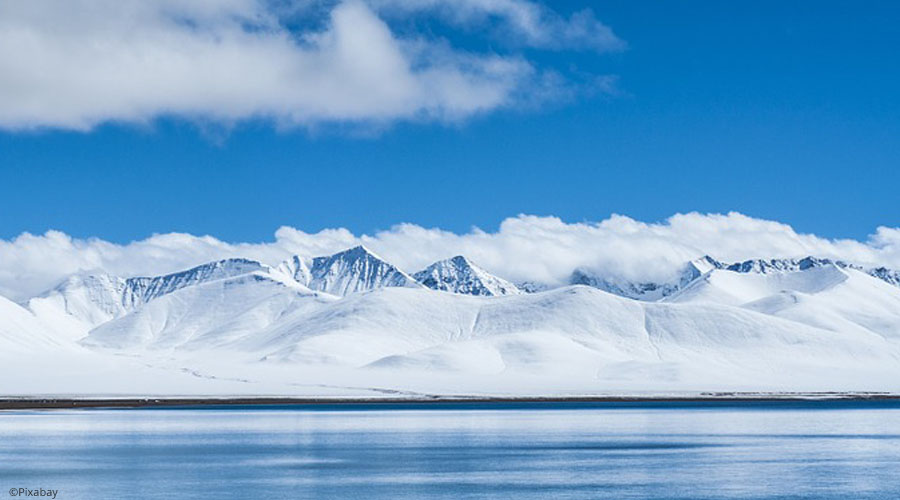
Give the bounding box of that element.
[123,258,269,308]
[689,255,724,274]
[308,246,420,296]
[414,256,520,296]
[345,244,377,257]
[312,245,381,268]
[449,255,471,265]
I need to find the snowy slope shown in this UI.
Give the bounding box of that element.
[26,258,272,336]
[665,260,851,306]
[741,269,900,341]
[666,261,900,343]
[307,245,422,296]
[79,283,900,392]
[414,255,520,296]
[84,271,324,352]
[0,294,64,352]
[26,273,132,338]
[270,286,896,376]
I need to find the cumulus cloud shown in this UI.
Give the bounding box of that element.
[1,212,899,302]
[0,0,621,131]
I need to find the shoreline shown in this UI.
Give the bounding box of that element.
[2,393,900,410]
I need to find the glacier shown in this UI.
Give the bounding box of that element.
[2,246,900,398]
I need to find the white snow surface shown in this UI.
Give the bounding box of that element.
[275,255,311,286]
[2,248,900,397]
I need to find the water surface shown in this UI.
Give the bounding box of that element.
[1,401,899,499]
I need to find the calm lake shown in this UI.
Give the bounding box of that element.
[1,401,899,499]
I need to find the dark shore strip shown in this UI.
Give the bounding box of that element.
[1,393,899,410]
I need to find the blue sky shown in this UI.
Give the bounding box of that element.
[1,0,898,243]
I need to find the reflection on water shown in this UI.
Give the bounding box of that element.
[1,401,899,499]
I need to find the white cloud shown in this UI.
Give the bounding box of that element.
[1,212,898,302]
[370,0,625,52]
[0,0,620,131]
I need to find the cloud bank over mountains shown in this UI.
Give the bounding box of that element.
[1,212,898,302]
[0,0,623,131]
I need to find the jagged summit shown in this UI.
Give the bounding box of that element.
[723,256,843,274]
[308,245,421,296]
[414,255,520,296]
[719,256,900,290]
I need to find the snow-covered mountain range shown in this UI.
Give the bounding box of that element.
[3,245,900,397]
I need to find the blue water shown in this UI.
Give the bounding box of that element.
[1,401,899,499]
